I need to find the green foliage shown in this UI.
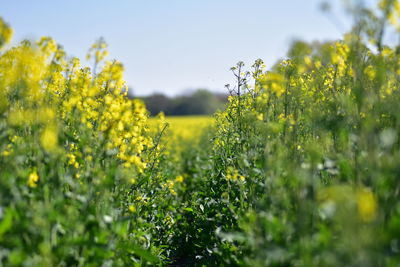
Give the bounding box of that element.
[155,1,400,265]
[2,1,400,266]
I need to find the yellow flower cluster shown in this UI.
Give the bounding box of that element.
[175,175,184,183]
[0,17,13,48]
[226,167,245,182]
[28,171,39,188]
[162,180,177,196]
[0,19,153,186]
[258,72,286,97]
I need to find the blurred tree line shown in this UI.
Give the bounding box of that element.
[135,89,228,116]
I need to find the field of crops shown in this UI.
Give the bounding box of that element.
[2,1,400,266]
[148,115,213,142]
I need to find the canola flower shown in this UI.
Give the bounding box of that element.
[0,17,12,48]
[0,18,153,181]
[1,2,400,264]
[162,180,177,196]
[28,171,39,188]
[128,205,136,213]
[357,188,377,222]
[226,167,245,182]
[40,125,58,152]
[175,175,184,183]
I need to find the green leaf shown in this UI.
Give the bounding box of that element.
[0,207,13,240]
[130,245,159,263]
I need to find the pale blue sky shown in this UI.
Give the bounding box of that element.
[2,0,354,96]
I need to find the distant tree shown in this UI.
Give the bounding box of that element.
[139,89,228,116]
[142,93,171,115]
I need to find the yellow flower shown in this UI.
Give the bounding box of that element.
[226,167,245,182]
[128,205,136,213]
[364,65,376,80]
[0,17,13,47]
[357,188,377,222]
[28,171,39,188]
[1,150,10,156]
[40,125,58,152]
[175,175,184,183]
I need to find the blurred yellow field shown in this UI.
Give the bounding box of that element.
[148,115,214,142]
